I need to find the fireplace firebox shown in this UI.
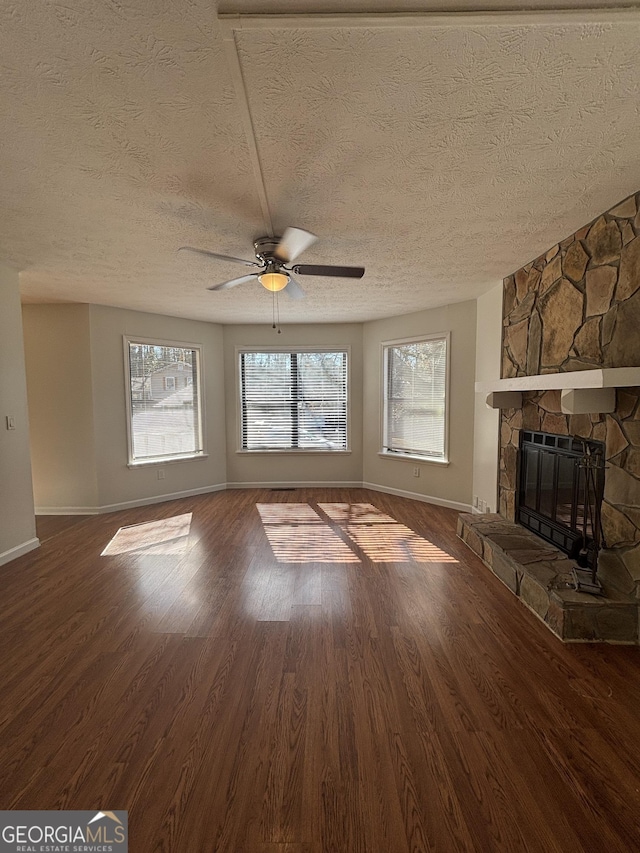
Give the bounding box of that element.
[517,431,605,561]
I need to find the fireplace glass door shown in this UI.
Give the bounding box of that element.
[517,430,604,554]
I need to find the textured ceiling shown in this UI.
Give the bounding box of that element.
[2,2,640,323]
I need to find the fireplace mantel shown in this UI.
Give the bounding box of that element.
[476,367,640,413]
[476,366,640,393]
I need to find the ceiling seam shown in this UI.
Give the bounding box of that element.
[220,7,640,29]
[219,19,274,237]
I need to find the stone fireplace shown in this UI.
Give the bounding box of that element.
[459,189,640,642]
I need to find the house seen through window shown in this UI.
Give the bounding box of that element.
[125,338,204,464]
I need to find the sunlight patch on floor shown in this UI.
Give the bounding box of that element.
[320,503,458,563]
[346,523,457,563]
[319,502,396,524]
[258,502,358,563]
[261,524,360,563]
[101,513,193,556]
[257,503,323,524]
[257,502,457,564]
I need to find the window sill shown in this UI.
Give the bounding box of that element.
[237,449,352,456]
[378,451,450,467]
[128,453,209,468]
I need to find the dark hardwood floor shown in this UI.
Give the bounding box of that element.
[2,488,639,851]
[35,513,93,543]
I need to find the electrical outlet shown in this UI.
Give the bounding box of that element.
[473,495,479,508]
[157,468,165,480]
[412,466,420,478]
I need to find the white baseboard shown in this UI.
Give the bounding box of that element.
[226,480,363,489]
[0,537,40,567]
[98,483,227,513]
[35,482,472,517]
[362,482,473,513]
[35,506,100,516]
[36,483,227,516]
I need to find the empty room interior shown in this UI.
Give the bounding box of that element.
[2,2,640,850]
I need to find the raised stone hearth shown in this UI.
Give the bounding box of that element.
[458,513,638,643]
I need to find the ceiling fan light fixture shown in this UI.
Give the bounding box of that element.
[259,271,289,292]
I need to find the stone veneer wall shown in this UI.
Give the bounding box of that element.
[499,190,640,599]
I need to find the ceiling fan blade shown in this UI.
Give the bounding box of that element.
[274,227,318,263]
[207,273,260,291]
[179,246,259,267]
[284,276,305,300]
[292,264,365,279]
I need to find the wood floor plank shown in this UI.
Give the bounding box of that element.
[2,488,640,851]
[130,633,250,850]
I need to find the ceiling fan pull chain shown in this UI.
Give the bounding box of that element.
[271,289,282,334]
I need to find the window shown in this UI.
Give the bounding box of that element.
[125,337,204,464]
[239,349,348,451]
[382,334,449,462]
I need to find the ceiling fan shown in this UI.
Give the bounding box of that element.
[178,227,365,299]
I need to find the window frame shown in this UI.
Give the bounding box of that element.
[236,345,351,454]
[380,332,450,465]
[123,335,207,467]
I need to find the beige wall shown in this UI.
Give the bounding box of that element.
[19,301,482,516]
[22,304,98,511]
[472,283,503,514]
[0,263,37,563]
[362,300,477,510]
[89,305,226,510]
[223,324,363,486]
[21,304,226,512]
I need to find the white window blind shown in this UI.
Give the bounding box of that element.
[240,350,348,450]
[383,336,448,460]
[126,339,203,463]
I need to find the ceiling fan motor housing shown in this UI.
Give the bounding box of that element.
[253,236,283,265]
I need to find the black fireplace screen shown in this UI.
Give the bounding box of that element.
[517,430,605,555]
